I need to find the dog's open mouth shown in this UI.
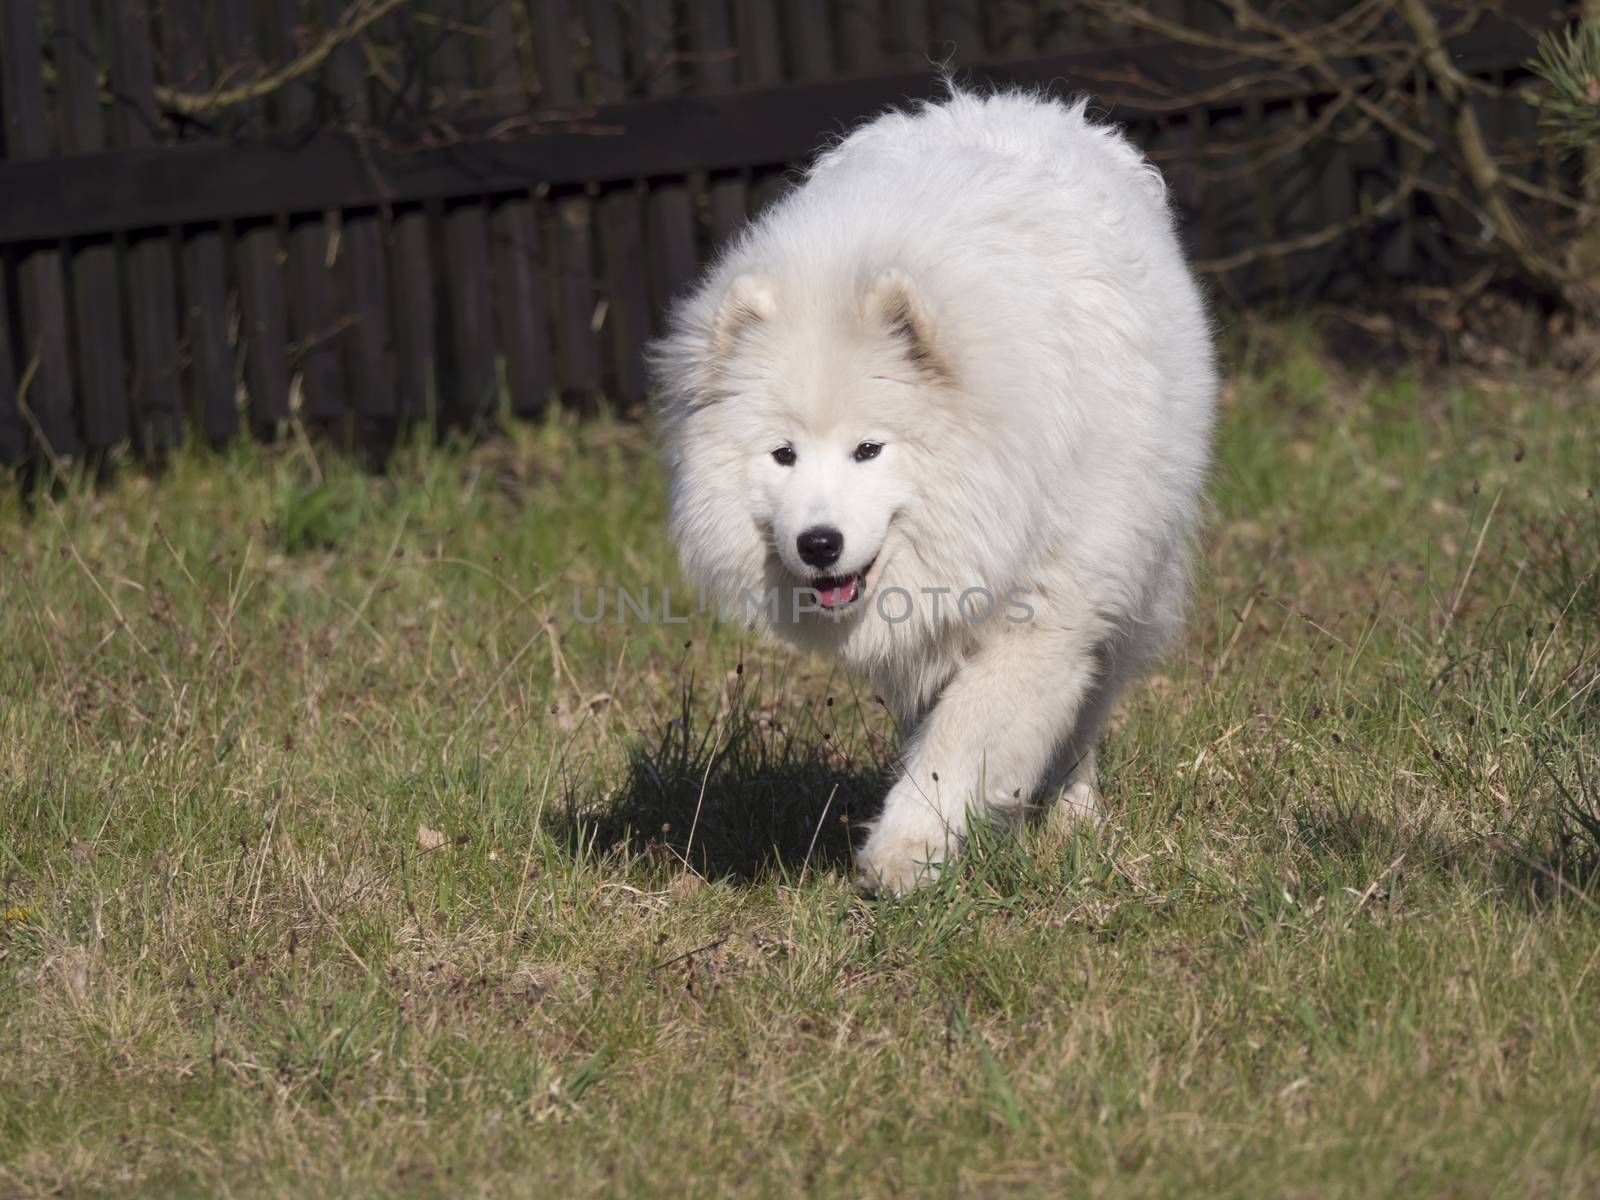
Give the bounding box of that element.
[812,571,864,609]
[808,557,877,611]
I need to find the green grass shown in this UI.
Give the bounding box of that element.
[2,322,1598,1197]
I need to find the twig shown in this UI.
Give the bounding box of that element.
[11,352,65,488]
[1197,180,1414,274]
[681,731,721,874]
[1346,854,1405,925]
[155,0,404,117]
[1438,487,1502,646]
[648,936,729,975]
[799,785,840,884]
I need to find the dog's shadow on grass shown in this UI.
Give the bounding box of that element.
[550,687,891,884]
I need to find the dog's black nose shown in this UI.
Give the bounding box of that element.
[797,526,844,569]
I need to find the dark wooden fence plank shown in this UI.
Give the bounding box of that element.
[688,1,747,248]
[54,0,130,452]
[784,0,835,80]
[1318,99,1358,301]
[271,0,347,424]
[990,1,1034,57]
[534,0,581,102]
[839,0,884,74]
[162,0,239,448]
[688,3,739,90]
[1386,66,1424,280]
[588,0,653,408]
[380,9,439,421]
[320,0,396,428]
[934,0,979,64]
[442,198,499,420]
[587,0,629,100]
[1,0,80,460]
[1279,95,1325,296]
[429,0,499,422]
[390,204,437,421]
[535,0,603,403]
[1180,0,1223,265]
[340,208,397,421]
[935,0,987,64]
[735,0,789,214]
[888,0,932,68]
[1201,105,1251,299]
[109,0,184,451]
[1182,105,1217,264]
[216,0,291,434]
[0,270,22,465]
[633,0,700,319]
[736,0,784,84]
[1242,98,1277,298]
[482,0,553,417]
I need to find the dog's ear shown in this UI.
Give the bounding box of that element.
[862,268,948,381]
[710,274,777,357]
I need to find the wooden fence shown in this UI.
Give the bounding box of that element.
[0,1,1551,468]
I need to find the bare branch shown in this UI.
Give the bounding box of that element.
[156,0,403,117]
[1195,178,1415,274]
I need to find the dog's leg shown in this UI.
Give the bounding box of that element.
[1043,653,1124,832]
[1046,712,1107,835]
[855,622,1101,895]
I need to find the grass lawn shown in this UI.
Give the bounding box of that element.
[2,324,1597,1197]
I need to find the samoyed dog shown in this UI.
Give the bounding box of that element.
[652,87,1216,894]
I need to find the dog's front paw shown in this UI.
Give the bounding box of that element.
[1047,777,1106,835]
[854,816,952,897]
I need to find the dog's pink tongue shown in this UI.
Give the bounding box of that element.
[817,577,859,608]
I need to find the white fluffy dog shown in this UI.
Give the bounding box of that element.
[652,87,1217,894]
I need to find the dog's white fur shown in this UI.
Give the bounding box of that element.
[652,88,1217,893]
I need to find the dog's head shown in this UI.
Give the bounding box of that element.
[654,264,1035,656]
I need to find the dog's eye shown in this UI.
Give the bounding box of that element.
[853,441,883,462]
[771,445,796,466]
